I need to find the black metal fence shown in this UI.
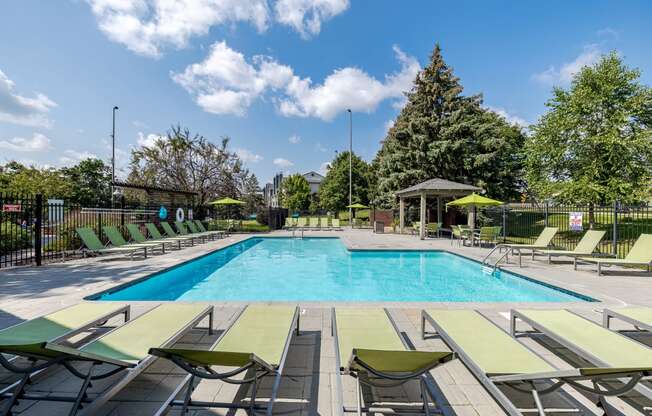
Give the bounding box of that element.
[483,202,652,258]
[1,192,195,268]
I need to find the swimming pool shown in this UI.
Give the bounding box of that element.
[93,238,593,302]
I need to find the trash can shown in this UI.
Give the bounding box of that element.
[374,221,385,233]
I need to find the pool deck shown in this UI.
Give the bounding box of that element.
[1,229,651,415]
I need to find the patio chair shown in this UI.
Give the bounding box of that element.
[76,227,148,259]
[320,217,331,230]
[297,217,308,229]
[0,304,213,416]
[150,305,299,416]
[450,225,471,246]
[332,218,343,230]
[126,223,180,251]
[161,222,199,246]
[103,225,165,254]
[511,309,652,407]
[333,308,454,415]
[426,222,442,238]
[284,217,295,229]
[534,229,606,263]
[175,221,210,242]
[423,309,652,415]
[145,223,193,248]
[186,220,221,240]
[194,219,226,238]
[473,226,502,247]
[497,227,558,266]
[574,233,652,275]
[604,307,652,332]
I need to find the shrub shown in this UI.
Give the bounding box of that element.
[0,222,31,252]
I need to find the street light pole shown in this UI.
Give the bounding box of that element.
[347,109,352,226]
[111,106,119,206]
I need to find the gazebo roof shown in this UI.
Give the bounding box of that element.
[395,178,482,198]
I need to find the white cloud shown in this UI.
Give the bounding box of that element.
[314,142,327,152]
[274,0,348,38]
[59,149,99,165]
[288,134,301,144]
[174,41,419,120]
[383,119,395,132]
[273,157,293,167]
[136,132,164,148]
[532,45,601,86]
[0,133,51,152]
[86,0,270,57]
[486,106,528,128]
[236,148,263,163]
[0,70,57,128]
[318,161,330,175]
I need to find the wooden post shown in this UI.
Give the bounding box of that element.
[420,193,426,240]
[437,196,442,224]
[398,197,405,234]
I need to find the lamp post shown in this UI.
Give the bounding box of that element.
[111,106,119,206]
[347,109,352,226]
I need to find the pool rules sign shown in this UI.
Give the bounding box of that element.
[569,212,583,231]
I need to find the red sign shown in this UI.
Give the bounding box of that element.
[2,204,22,212]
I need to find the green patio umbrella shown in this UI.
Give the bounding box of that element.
[446,193,502,228]
[209,197,246,222]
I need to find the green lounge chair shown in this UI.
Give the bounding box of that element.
[297,217,307,228]
[175,221,209,242]
[511,309,652,407]
[161,222,198,246]
[333,309,453,415]
[126,223,181,251]
[575,233,652,275]
[194,219,225,239]
[0,303,213,416]
[498,227,559,266]
[76,227,148,259]
[284,217,295,229]
[308,217,320,230]
[103,225,165,255]
[604,307,652,332]
[331,218,343,230]
[423,309,652,415]
[186,220,221,240]
[150,305,299,416]
[320,217,331,230]
[145,222,193,247]
[534,229,606,263]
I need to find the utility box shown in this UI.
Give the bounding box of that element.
[374,221,385,233]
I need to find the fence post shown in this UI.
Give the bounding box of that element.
[97,211,102,242]
[34,194,42,266]
[502,205,507,243]
[612,200,619,257]
[544,202,549,227]
[120,196,125,227]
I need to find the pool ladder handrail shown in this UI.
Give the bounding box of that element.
[291,227,304,239]
[482,245,511,273]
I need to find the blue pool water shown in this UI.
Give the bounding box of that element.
[95,238,592,302]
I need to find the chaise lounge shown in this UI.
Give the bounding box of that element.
[574,233,652,275]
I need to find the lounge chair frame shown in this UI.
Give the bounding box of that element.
[153,305,300,416]
[603,308,652,332]
[421,310,644,416]
[333,308,452,416]
[510,309,652,405]
[0,305,213,416]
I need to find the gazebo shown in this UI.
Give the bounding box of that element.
[395,178,482,239]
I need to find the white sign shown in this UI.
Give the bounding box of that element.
[569,212,583,231]
[176,207,185,222]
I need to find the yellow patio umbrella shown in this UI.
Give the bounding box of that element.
[346,203,369,226]
[446,193,502,228]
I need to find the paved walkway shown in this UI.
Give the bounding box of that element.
[0,229,651,415]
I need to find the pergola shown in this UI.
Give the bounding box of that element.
[395,178,482,239]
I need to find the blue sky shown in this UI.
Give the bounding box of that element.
[1,1,651,185]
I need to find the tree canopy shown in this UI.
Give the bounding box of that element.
[128,125,261,208]
[60,159,112,206]
[373,44,525,207]
[280,174,311,211]
[318,151,371,212]
[525,52,652,204]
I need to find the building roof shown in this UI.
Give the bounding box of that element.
[395,178,482,198]
[303,171,324,182]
